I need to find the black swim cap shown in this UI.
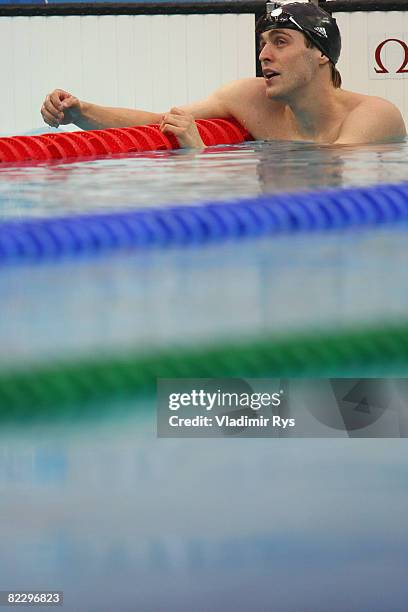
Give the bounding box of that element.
[257,1,341,65]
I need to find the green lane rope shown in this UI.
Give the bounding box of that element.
[1,323,408,422]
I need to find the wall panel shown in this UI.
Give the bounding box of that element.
[0,13,254,134]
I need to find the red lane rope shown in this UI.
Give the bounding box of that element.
[0,119,252,163]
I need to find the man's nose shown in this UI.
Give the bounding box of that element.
[259,42,274,63]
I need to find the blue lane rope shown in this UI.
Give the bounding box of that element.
[1,182,408,264]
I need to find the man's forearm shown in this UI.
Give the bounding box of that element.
[74,101,162,130]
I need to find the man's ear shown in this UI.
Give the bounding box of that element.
[318,53,330,66]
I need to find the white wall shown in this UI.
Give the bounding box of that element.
[336,10,408,124]
[0,13,255,134]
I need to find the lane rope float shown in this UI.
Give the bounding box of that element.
[1,181,408,264]
[0,118,252,163]
[1,323,407,419]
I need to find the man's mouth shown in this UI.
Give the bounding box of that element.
[263,70,280,81]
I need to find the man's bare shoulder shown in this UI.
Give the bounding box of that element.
[215,77,266,101]
[348,92,404,115]
[336,91,407,144]
[214,77,276,129]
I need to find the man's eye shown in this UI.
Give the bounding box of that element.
[276,39,286,45]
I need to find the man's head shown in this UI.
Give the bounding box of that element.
[257,1,342,96]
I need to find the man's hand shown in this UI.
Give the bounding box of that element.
[41,89,82,127]
[160,107,204,148]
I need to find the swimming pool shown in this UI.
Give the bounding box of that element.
[1,139,408,611]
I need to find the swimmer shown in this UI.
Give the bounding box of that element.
[41,0,407,147]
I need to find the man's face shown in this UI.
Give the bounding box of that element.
[259,28,321,101]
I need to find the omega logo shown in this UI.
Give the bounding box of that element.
[374,38,408,74]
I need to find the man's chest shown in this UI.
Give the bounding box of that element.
[243,112,300,141]
[237,107,344,143]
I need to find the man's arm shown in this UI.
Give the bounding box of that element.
[41,85,233,130]
[41,89,162,130]
[334,98,407,145]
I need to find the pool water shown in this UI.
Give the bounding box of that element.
[1,139,408,611]
[1,230,408,369]
[1,415,408,612]
[0,138,407,219]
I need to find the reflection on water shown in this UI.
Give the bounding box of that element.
[1,406,408,611]
[0,139,407,219]
[256,140,408,193]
